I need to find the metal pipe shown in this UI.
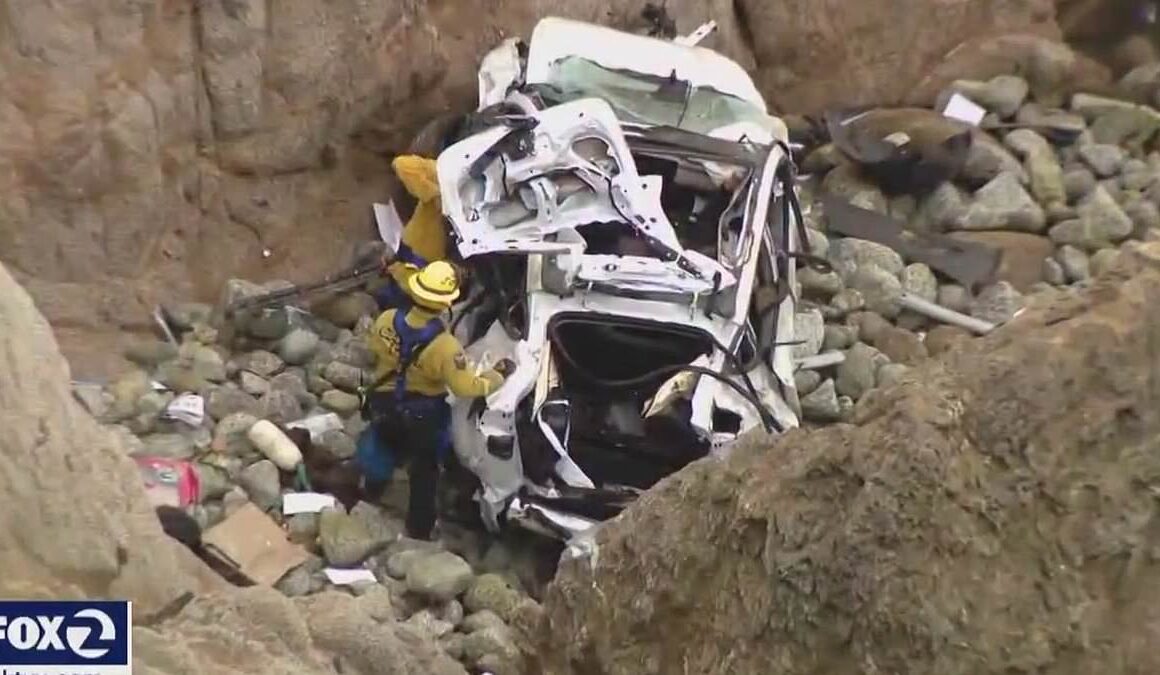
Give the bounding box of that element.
[795,351,846,370]
[153,306,179,346]
[898,292,996,335]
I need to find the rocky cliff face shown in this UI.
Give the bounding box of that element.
[539,241,1160,674]
[0,259,469,674]
[1,0,1125,377]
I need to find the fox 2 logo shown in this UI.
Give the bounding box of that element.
[0,601,131,672]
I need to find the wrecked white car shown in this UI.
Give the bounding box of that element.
[425,18,812,541]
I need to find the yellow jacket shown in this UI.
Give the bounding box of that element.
[367,306,504,398]
[388,155,450,293]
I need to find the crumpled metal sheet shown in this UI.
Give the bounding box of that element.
[821,193,1001,292]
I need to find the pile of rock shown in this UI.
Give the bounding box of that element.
[72,279,542,673]
[79,284,380,515]
[789,74,1160,425]
[280,526,543,674]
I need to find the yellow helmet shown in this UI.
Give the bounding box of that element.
[407,260,461,309]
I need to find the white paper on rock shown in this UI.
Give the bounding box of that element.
[286,413,345,442]
[282,492,337,515]
[373,201,404,255]
[942,93,986,126]
[323,568,378,585]
[162,393,205,426]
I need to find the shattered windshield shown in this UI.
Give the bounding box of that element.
[541,56,773,136]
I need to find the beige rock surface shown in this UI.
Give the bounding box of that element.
[0,1,1121,378]
[540,241,1160,674]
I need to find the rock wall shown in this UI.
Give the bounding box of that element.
[1,0,1120,378]
[540,241,1160,674]
[0,260,468,674]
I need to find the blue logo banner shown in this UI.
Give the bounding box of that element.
[0,600,130,673]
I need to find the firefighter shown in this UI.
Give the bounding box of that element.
[362,260,514,540]
[375,154,451,311]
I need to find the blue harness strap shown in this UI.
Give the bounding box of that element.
[396,242,428,268]
[374,279,410,311]
[392,310,444,408]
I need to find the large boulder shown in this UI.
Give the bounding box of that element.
[0,261,466,674]
[540,243,1160,675]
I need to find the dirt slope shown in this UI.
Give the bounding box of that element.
[0,0,1093,378]
[540,241,1160,675]
[0,259,466,674]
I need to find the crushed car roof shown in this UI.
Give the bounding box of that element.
[525,17,767,111]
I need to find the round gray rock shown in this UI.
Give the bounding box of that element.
[321,389,361,416]
[319,508,384,567]
[970,281,1024,324]
[793,369,822,396]
[846,267,903,318]
[791,309,825,360]
[876,363,911,388]
[798,267,843,297]
[960,172,1046,233]
[1089,248,1120,277]
[1056,245,1091,282]
[212,411,258,455]
[324,362,365,392]
[822,324,858,351]
[1078,143,1126,177]
[1041,257,1066,285]
[936,284,970,313]
[405,551,475,602]
[829,238,905,279]
[278,328,321,366]
[259,389,303,426]
[1062,167,1097,203]
[836,342,889,401]
[239,371,269,397]
[239,459,282,511]
[800,379,842,423]
[238,350,285,378]
[900,263,937,302]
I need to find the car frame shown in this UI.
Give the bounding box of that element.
[388,17,810,542]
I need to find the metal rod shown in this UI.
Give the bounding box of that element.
[152,306,179,346]
[898,292,996,335]
[795,351,846,370]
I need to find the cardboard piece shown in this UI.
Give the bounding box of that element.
[201,503,309,586]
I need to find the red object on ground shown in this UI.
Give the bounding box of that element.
[135,457,201,508]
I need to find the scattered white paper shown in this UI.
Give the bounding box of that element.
[282,492,337,515]
[323,568,378,586]
[373,201,404,256]
[162,393,205,427]
[942,93,986,126]
[150,380,169,392]
[286,413,344,443]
